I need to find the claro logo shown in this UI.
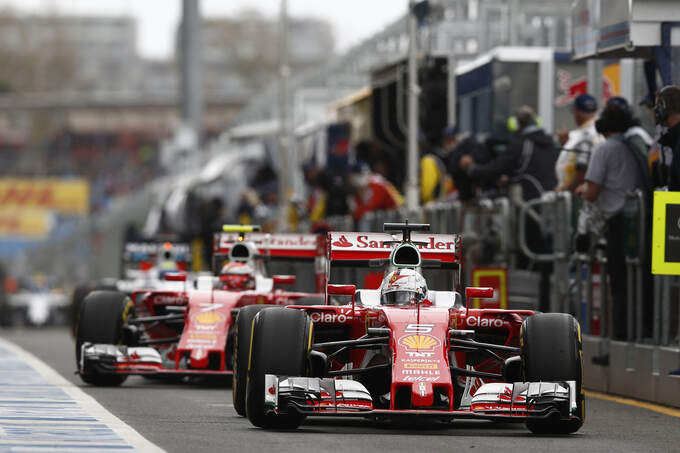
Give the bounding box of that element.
[465,316,505,328]
[310,312,347,323]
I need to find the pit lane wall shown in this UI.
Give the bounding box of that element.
[583,337,680,407]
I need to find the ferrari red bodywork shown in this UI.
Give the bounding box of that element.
[78,231,326,378]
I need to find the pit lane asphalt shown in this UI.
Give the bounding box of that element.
[3,327,679,453]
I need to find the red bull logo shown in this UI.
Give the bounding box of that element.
[555,69,587,107]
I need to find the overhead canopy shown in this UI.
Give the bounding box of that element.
[572,0,680,61]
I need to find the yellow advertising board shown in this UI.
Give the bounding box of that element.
[652,191,680,275]
[0,209,51,238]
[0,178,89,214]
[602,62,620,99]
[471,267,508,309]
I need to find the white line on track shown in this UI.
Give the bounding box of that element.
[0,337,165,453]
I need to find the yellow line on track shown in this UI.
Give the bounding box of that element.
[586,390,680,418]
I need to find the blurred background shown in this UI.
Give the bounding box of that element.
[0,0,403,323]
[0,0,677,334]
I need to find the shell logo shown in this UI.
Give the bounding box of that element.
[194,311,223,325]
[399,334,440,351]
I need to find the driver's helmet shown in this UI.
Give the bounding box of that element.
[379,268,427,306]
[220,262,255,291]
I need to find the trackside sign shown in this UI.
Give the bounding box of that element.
[0,178,89,214]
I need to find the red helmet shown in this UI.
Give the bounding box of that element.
[219,262,255,291]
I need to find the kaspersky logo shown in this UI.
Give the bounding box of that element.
[332,235,352,247]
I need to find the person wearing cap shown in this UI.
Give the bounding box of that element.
[555,93,603,192]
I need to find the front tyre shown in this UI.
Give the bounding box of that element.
[232,304,276,416]
[75,290,133,386]
[521,313,584,434]
[246,307,311,429]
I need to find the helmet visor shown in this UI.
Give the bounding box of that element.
[381,290,420,306]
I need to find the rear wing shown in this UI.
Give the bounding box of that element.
[212,232,321,259]
[212,232,326,292]
[326,231,462,297]
[327,232,460,263]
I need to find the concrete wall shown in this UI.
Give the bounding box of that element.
[583,334,680,407]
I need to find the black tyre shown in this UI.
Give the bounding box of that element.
[246,307,311,429]
[71,283,117,337]
[71,283,91,336]
[232,304,276,416]
[521,313,584,434]
[75,290,133,386]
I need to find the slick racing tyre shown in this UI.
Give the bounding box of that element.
[521,313,584,434]
[232,304,276,416]
[75,290,133,387]
[246,307,311,429]
[71,282,116,337]
[70,283,91,337]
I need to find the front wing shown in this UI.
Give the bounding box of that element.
[263,375,578,422]
[79,343,232,377]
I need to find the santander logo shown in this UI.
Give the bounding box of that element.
[331,233,456,252]
[332,235,352,248]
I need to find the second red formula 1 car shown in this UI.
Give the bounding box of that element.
[241,222,584,434]
[75,226,325,401]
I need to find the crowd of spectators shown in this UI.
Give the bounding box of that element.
[0,129,166,214]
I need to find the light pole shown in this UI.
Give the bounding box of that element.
[406,0,421,212]
[179,0,202,157]
[278,0,292,231]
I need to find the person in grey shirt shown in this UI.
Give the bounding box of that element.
[583,133,642,217]
[576,100,649,343]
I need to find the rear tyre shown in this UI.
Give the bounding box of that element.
[246,307,311,429]
[232,304,276,416]
[75,290,133,386]
[521,313,584,434]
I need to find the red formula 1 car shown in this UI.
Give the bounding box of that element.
[75,226,326,402]
[241,222,584,434]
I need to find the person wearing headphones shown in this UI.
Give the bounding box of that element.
[655,86,680,190]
